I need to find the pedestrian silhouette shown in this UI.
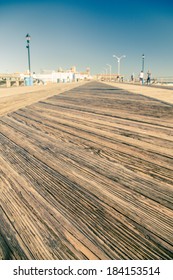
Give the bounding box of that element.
[147,70,151,85]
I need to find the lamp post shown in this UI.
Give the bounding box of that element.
[103,68,108,81]
[142,54,145,72]
[106,64,112,81]
[113,54,126,80]
[25,33,31,77]
[105,68,108,81]
[104,68,108,75]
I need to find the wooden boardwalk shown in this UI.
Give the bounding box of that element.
[0,81,173,259]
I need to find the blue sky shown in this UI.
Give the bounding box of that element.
[0,0,173,78]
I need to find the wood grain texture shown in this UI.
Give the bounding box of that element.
[0,81,173,259]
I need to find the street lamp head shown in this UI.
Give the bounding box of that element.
[142,54,145,58]
[113,54,126,60]
[26,33,31,42]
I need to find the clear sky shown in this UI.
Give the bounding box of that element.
[0,0,173,78]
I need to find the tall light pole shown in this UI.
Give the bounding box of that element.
[26,33,31,77]
[106,64,112,81]
[104,68,108,75]
[113,54,126,79]
[142,54,145,72]
[103,68,107,81]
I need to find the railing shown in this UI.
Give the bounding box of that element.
[152,76,173,84]
[96,74,173,85]
[0,74,24,88]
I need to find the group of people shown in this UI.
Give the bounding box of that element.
[131,71,151,85]
[140,70,151,85]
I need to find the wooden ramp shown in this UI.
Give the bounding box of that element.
[0,81,173,259]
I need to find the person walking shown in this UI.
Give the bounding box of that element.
[147,70,151,85]
[131,73,134,82]
[139,71,144,85]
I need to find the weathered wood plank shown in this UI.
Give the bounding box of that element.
[0,81,173,259]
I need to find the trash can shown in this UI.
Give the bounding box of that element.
[24,77,33,86]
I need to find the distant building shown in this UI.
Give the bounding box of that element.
[32,67,92,84]
[70,66,76,73]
